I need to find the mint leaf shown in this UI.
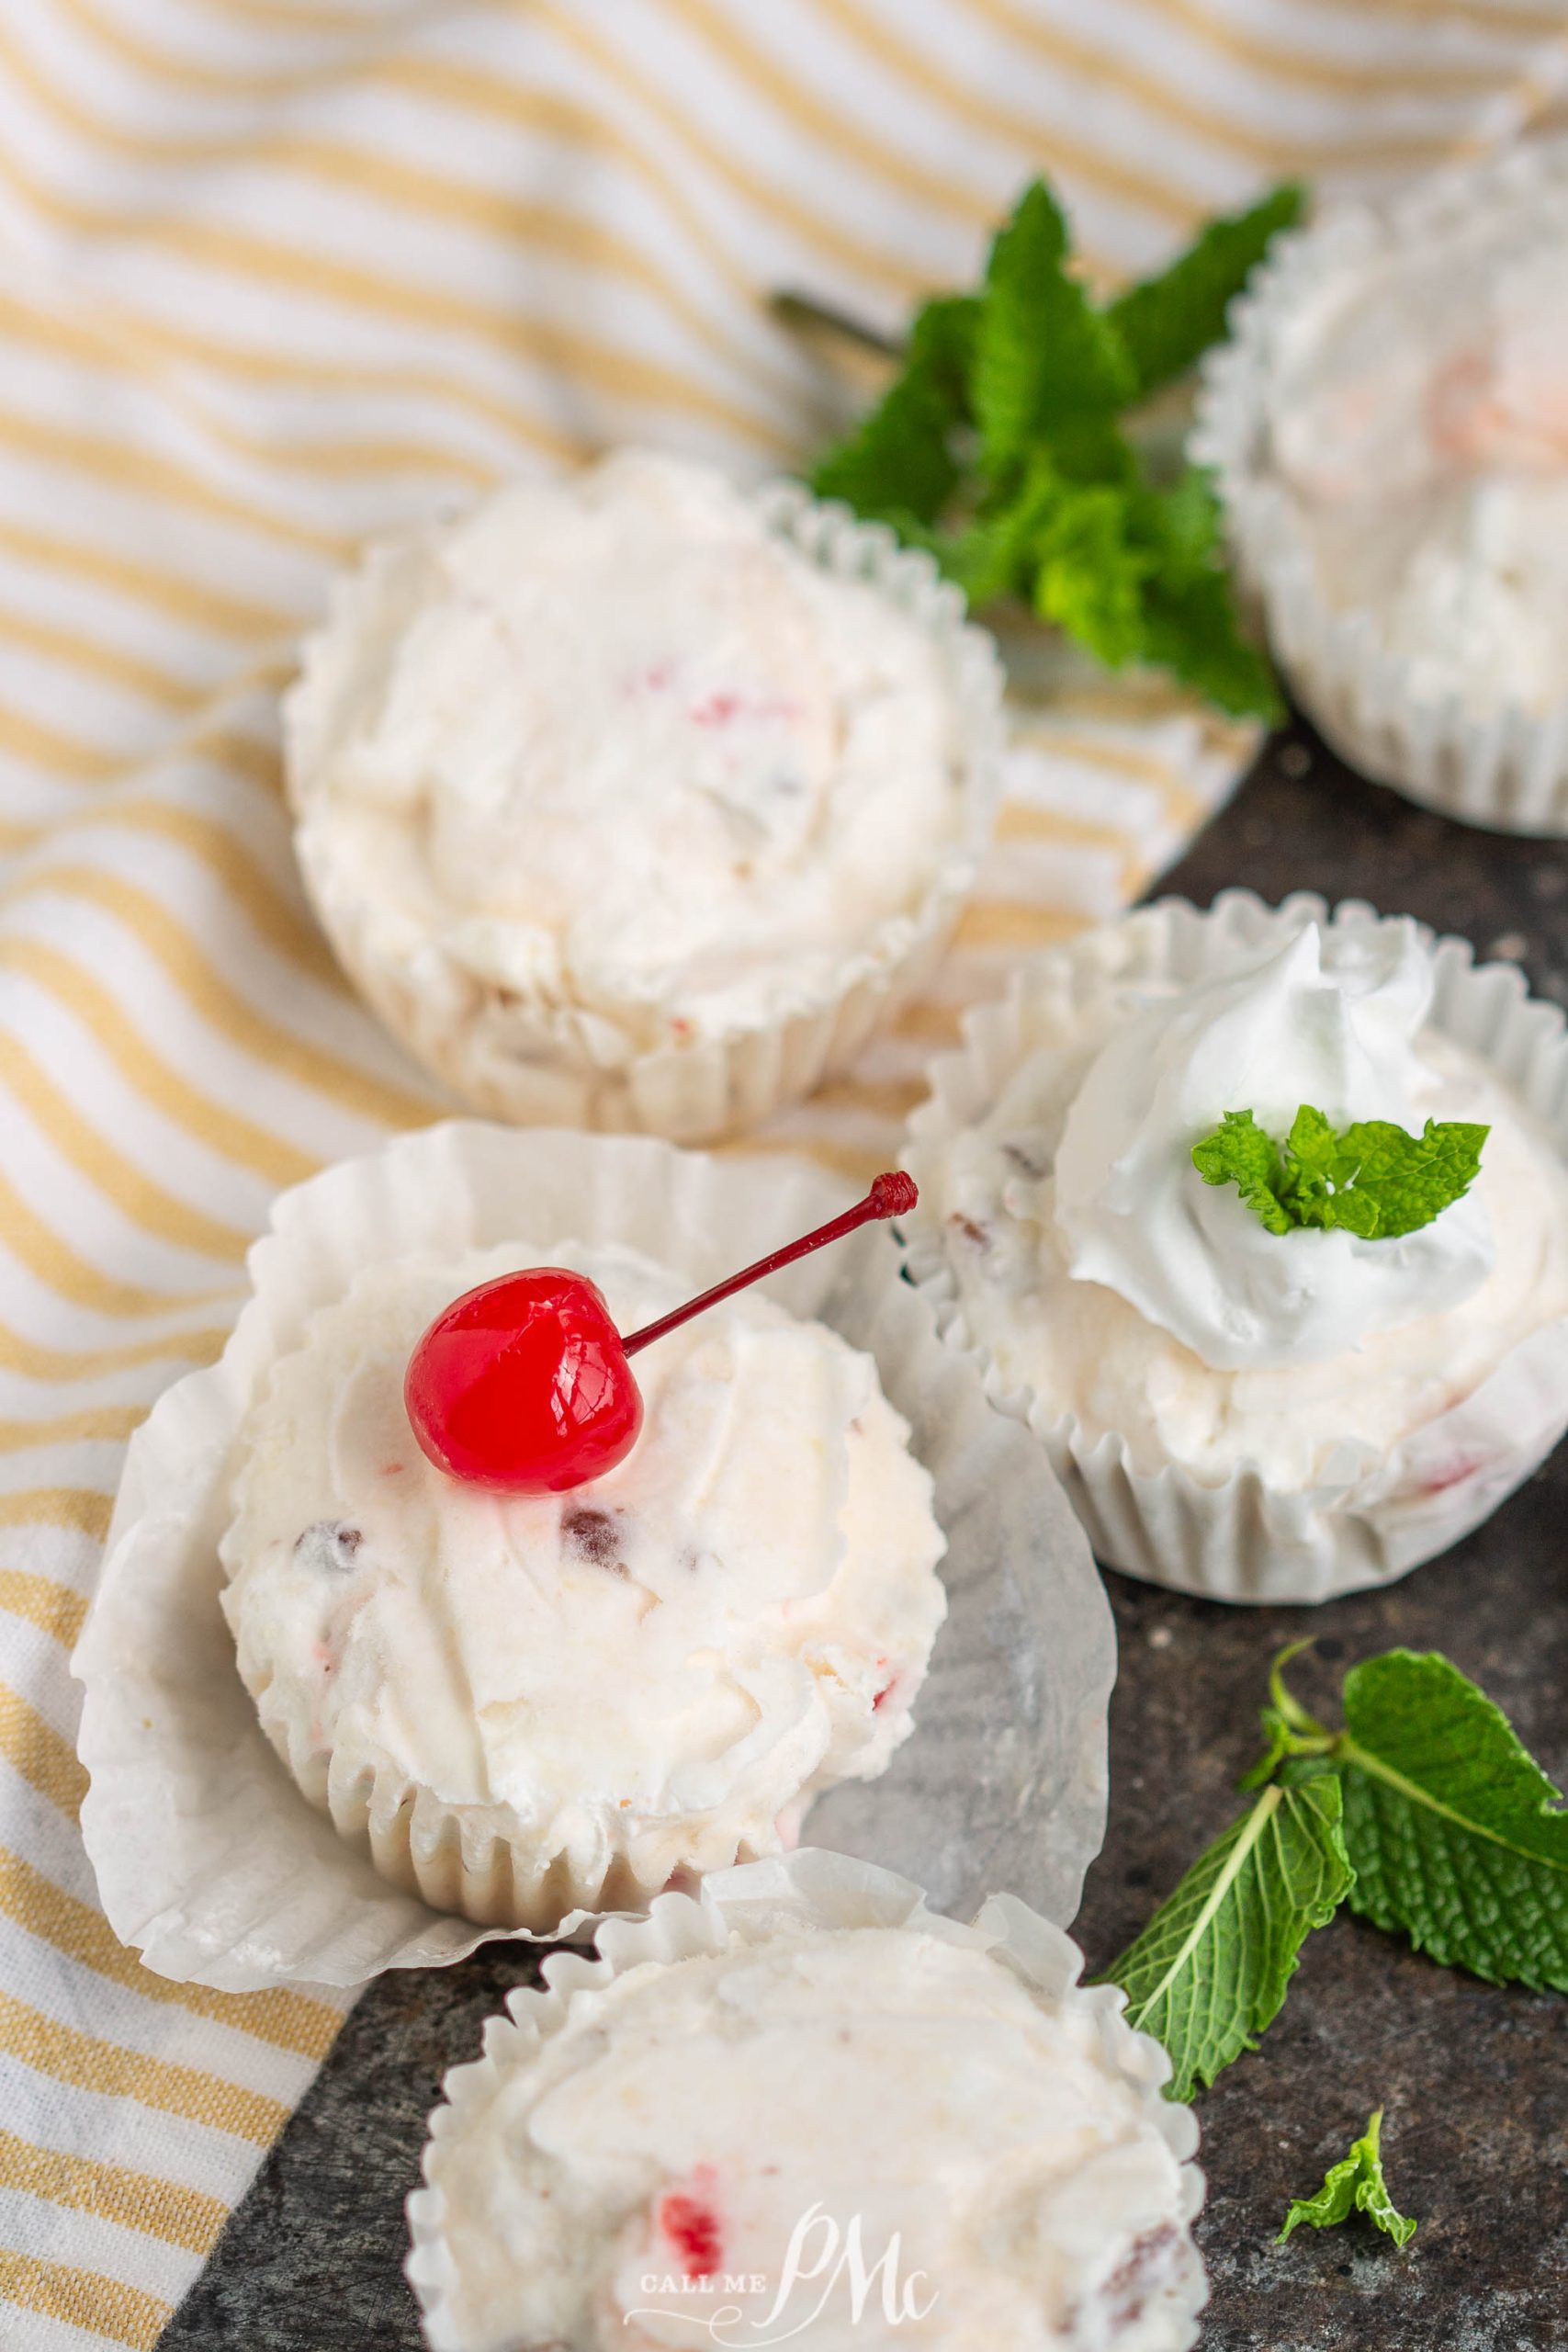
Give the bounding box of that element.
[1190,1108,1292,1234]
[1280,1102,1344,1184]
[1192,1105,1487,1237]
[1101,1777,1352,2100]
[971,181,1135,483]
[929,452,1064,605]
[935,514,1031,607]
[1030,469,1278,712]
[1272,1104,1367,1231]
[1141,562,1285,721]
[907,291,981,390]
[1337,1651,1568,1992]
[1032,484,1153,667]
[1278,2109,1417,2250]
[1142,464,1226,577]
[1109,183,1305,401]
[809,364,956,526]
[1328,1117,1489,1239]
[809,296,974,525]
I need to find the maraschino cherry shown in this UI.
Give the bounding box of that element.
[404,1171,919,1495]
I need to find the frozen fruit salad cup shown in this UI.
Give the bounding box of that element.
[406,1850,1208,2352]
[73,1125,1114,1990]
[1195,140,1568,835]
[286,456,1006,1143]
[902,891,1568,1604]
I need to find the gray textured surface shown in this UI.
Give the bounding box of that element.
[158,728,1568,2352]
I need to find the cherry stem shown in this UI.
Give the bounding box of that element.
[621,1172,918,1359]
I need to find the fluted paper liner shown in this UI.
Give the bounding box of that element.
[73,1123,1111,1990]
[1195,141,1568,836]
[904,891,1568,1605]
[405,1848,1207,2352]
[288,481,1006,1142]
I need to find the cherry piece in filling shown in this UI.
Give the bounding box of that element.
[403,1172,918,1495]
[659,2185,724,2281]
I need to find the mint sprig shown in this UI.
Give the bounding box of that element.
[1192,1105,1488,1239]
[1103,1640,1568,2065]
[799,177,1301,718]
[1278,2109,1417,2250]
[1105,1775,1351,2101]
[1099,1643,1565,2258]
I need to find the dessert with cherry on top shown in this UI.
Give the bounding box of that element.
[219,1180,946,1931]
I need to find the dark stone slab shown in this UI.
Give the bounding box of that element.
[159,724,1568,2352]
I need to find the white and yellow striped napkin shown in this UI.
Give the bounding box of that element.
[2,3,1563,2343]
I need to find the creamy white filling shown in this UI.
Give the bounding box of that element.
[220,1242,947,1890]
[428,1927,1201,2352]
[288,450,969,1042]
[1264,200,1568,715]
[926,928,1568,1491]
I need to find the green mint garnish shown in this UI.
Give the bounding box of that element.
[1278,2109,1417,2250]
[802,177,1301,719]
[1100,1642,1568,2111]
[1191,1105,1488,1239]
[1097,1774,1351,2103]
[1095,1643,1566,2262]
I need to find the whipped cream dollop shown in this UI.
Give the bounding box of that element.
[220,1241,946,1914]
[1264,188,1568,715]
[1055,920,1494,1369]
[288,449,975,1049]
[917,913,1568,1492]
[424,1923,1203,2352]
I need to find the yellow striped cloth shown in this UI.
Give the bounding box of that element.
[1,3,1562,2343]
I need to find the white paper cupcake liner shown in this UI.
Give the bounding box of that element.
[405,1847,1207,2352]
[288,481,1006,1142]
[1194,140,1568,835]
[73,1123,1111,1990]
[902,889,1568,1605]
